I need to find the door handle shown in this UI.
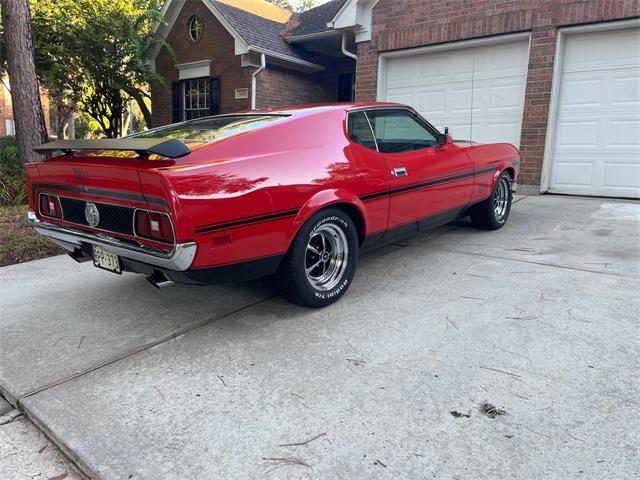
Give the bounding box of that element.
[392,166,408,177]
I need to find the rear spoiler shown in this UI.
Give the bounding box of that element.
[34,138,191,159]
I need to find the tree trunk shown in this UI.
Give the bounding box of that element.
[67,105,75,140]
[55,96,66,139]
[1,0,48,164]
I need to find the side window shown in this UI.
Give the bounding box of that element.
[347,112,377,150]
[366,110,436,153]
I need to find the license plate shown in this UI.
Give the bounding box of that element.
[92,245,122,274]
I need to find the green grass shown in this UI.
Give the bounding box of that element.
[0,205,64,267]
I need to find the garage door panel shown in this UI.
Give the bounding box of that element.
[612,72,640,104]
[560,77,604,107]
[488,83,524,110]
[555,120,599,147]
[383,39,529,145]
[552,161,595,187]
[604,163,640,189]
[484,121,521,145]
[608,119,640,146]
[416,90,446,114]
[563,36,608,72]
[450,85,478,113]
[550,26,640,198]
[563,28,640,73]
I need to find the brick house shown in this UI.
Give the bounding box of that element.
[150,0,356,127]
[0,76,51,138]
[151,0,639,197]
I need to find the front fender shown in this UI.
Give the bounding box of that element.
[292,188,369,237]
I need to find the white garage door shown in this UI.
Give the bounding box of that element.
[380,38,529,147]
[548,27,640,198]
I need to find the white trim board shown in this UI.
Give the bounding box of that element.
[175,60,212,80]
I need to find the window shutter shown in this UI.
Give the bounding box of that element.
[171,81,182,123]
[209,77,220,115]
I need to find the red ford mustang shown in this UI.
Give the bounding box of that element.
[28,103,519,307]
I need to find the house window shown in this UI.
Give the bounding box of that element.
[5,118,14,136]
[188,15,203,43]
[183,78,210,120]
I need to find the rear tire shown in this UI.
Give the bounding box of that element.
[275,208,358,308]
[469,171,512,229]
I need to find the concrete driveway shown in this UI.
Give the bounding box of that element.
[1,195,638,479]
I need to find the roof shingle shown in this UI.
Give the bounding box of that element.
[209,0,319,65]
[288,0,348,38]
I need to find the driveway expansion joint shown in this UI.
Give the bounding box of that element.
[16,294,277,407]
[436,248,630,278]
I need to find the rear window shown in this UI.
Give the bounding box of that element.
[130,115,288,143]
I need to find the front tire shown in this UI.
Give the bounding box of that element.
[469,171,512,229]
[275,208,358,308]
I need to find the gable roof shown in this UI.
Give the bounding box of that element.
[208,0,318,65]
[287,0,349,39]
[151,0,350,71]
[215,0,292,23]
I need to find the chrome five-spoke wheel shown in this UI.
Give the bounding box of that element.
[493,175,510,222]
[305,224,349,291]
[274,208,358,308]
[469,171,512,230]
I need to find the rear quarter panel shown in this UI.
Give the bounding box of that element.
[158,109,388,268]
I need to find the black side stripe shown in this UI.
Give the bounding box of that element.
[361,166,497,202]
[32,183,168,208]
[195,208,300,234]
[197,166,501,234]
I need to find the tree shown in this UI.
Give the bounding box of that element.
[267,0,316,12]
[29,0,163,138]
[0,0,48,164]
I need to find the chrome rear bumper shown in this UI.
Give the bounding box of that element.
[27,211,197,271]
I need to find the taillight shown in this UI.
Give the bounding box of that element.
[39,194,62,218]
[134,210,175,243]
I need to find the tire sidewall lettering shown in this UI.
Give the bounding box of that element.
[305,213,353,302]
[314,277,349,299]
[309,215,348,240]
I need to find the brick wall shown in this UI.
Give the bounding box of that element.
[257,56,354,109]
[0,79,50,137]
[0,80,12,137]
[152,1,253,127]
[356,0,640,187]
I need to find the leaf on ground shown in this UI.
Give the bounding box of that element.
[47,474,67,480]
[480,402,507,418]
[346,357,365,366]
[450,410,471,418]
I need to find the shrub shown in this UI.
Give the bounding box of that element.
[0,136,28,206]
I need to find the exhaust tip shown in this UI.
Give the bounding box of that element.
[68,249,92,263]
[146,271,175,289]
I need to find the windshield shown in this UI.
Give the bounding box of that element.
[130,115,288,143]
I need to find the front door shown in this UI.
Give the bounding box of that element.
[365,109,474,236]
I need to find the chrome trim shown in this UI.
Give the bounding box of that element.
[37,192,64,221]
[27,211,196,271]
[345,110,379,152]
[132,207,176,245]
[363,111,379,152]
[348,105,443,141]
[392,166,408,177]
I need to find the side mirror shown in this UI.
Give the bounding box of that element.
[436,127,451,146]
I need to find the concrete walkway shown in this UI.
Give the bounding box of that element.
[1,195,638,479]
